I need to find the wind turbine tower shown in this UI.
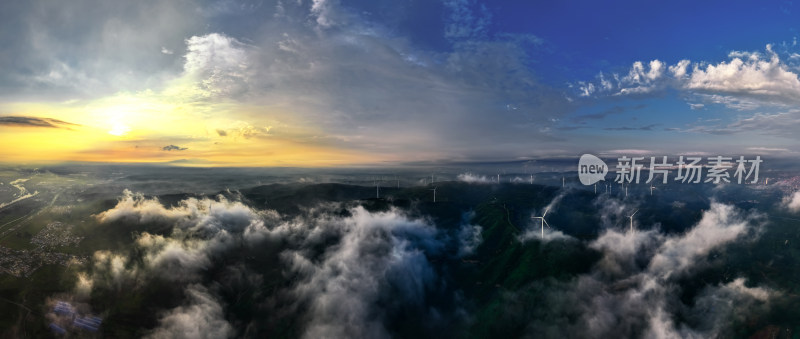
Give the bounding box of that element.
[430,187,437,202]
[532,208,551,239]
[628,209,639,233]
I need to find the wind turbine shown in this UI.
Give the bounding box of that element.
[532,208,551,239]
[497,174,500,183]
[625,184,628,198]
[430,187,437,202]
[375,180,380,199]
[650,184,656,196]
[594,183,597,194]
[562,176,565,188]
[628,209,639,233]
[530,175,533,185]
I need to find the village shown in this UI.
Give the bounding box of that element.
[0,221,87,278]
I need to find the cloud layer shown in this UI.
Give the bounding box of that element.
[518,201,769,338]
[1,0,575,163]
[578,45,800,107]
[80,190,471,338]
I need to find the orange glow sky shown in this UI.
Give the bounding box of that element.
[3,1,800,167]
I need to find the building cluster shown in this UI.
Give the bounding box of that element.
[773,175,800,193]
[30,222,83,248]
[0,246,87,277]
[0,221,87,277]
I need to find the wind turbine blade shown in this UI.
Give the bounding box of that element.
[543,219,551,228]
[631,209,639,217]
[543,207,549,217]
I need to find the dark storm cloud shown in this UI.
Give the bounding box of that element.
[162,145,188,151]
[570,104,646,124]
[0,116,78,128]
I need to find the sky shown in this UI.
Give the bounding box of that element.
[2,0,800,166]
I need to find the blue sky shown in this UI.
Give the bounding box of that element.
[1,0,800,165]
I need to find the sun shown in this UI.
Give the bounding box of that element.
[107,109,132,136]
[108,122,131,136]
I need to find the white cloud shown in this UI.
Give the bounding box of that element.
[648,203,758,279]
[589,228,662,279]
[521,201,770,338]
[782,190,800,212]
[93,194,461,336]
[681,278,775,336]
[695,93,762,110]
[579,81,595,97]
[89,189,282,289]
[136,233,214,281]
[579,45,800,109]
[457,211,482,256]
[311,0,347,28]
[746,146,790,153]
[181,33,252,99]
[689,109,800,138]
[687,49,800,100]
[96,189,273,236]
[91,250,141,290]
[283,206,440,339]
[146,284,234,339]
[75,190,288,338]
[669,59,691,78]
[456,172,493,184]
[615,60,666,95]
[519,227,573,243]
